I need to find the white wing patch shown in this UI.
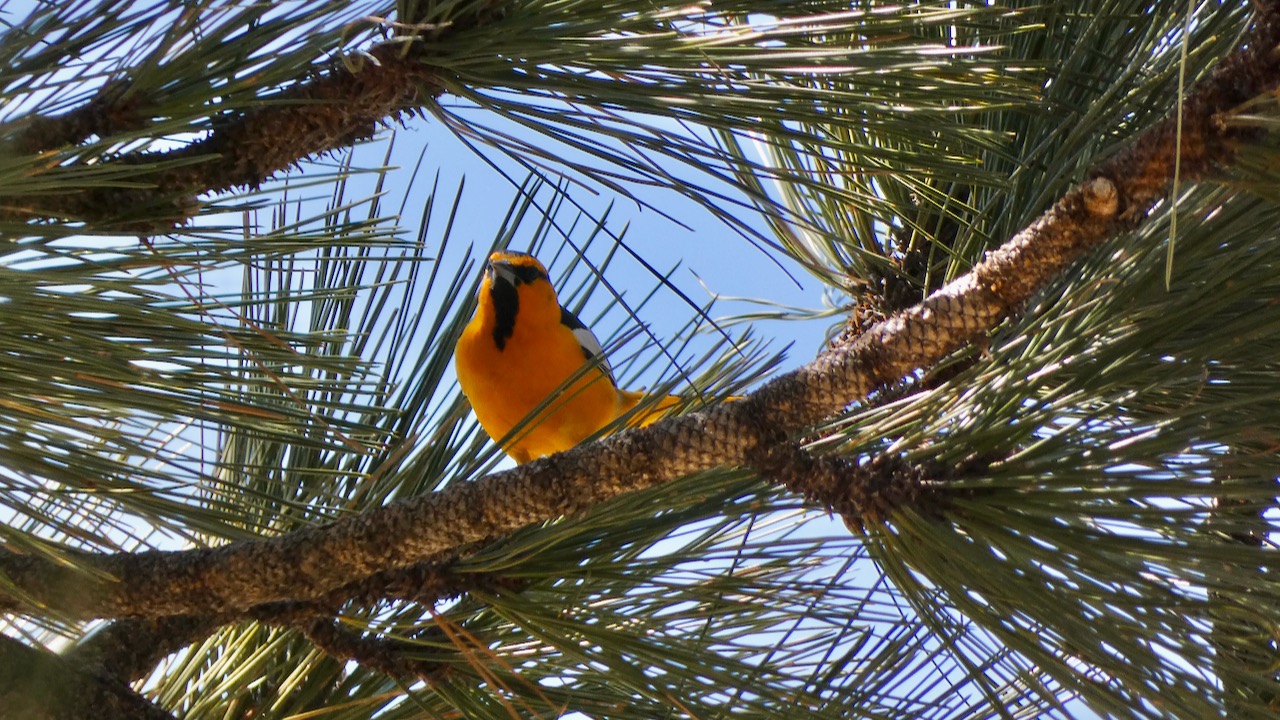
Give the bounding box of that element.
[561,305,616,386]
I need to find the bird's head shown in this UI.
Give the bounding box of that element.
[486,251,550,290]
[479,251,559,350]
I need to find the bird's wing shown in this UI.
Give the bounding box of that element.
[559,304,616,387]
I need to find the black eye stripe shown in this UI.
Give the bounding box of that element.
[512,264,547,284]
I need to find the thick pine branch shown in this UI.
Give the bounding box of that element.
[46,550,519,685]
[3,4,1278,623]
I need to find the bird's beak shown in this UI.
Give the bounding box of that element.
[487,258,517,288]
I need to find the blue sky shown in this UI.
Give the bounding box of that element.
[385,107,839,369]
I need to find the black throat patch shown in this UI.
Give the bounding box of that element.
[490,278,519,351]
[486,260,547,351]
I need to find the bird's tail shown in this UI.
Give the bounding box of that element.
[618,390,684,428]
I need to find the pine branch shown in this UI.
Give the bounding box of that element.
[7,0,504,160]
[64,615,223,684]
[300,617,453,683]
[2,2,517,228]
[53,550,521,685]
[1,2,1278,624]
[10,77,148,156]
[0,634,176,720]
[1209,444,1280,713]
[3,41,443,228]
[762,447,953,533]
[331,552,525,607]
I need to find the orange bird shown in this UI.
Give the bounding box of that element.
[455,251,680,463]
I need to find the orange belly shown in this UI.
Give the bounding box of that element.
[456,320,622,463]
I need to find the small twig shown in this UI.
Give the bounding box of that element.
[64,614,224,684]
[300,617,453,683]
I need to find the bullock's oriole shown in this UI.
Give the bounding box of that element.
[455,250,681,463]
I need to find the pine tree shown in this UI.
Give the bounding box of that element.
[2,1,1279,718]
